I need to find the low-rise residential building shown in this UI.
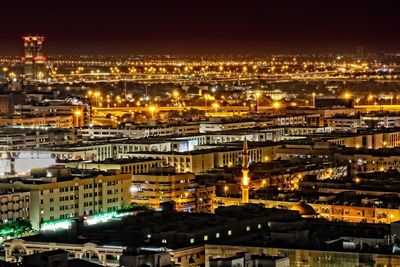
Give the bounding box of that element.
[113,138,199,153]
[213,143,277,168]
[5,240,125,266]
[120,150,215,173]
[4,205,300,266]
[277,141,337,160]
[4,147,98,164]
[0,190,30,223]
[121,142,276,174]
[361,112,400,128]
[205,243,400,267]
[274,114,306,126]
[283,126,330,136]
[18,138,200,163]
[209,252,289,267]
[250,160,347,190]
[199,120,256,133]
[0,115,74,128]
[131,168,197,211]
[319,129,400,149]
[15,102,91,127]
[216,190,400,224]
[334,148,400,175]
[79,123,200,140]
[119,247,172,267]
[196,185,216,213]
[0,127,79,152]
[327,114,363,132]
[327,113,400,132]
[0,166,131,229]
[75,158,165,175]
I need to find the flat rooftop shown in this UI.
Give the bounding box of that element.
[0,168,123,185]
[18,206,397,255]
[21,206,299,249]
[123,141,278,155]
[250,189,400,209]
[336,147,400,156]
[88,157,163,165]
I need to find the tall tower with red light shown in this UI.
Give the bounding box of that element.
[22,36,46,80]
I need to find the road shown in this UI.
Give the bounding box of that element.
[355,104,400,112]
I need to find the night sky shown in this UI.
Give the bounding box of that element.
[1,0,400,55]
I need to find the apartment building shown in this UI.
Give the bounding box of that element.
[325,130,400,149]
[0,166,131,229]
[334,148,400,175]
[216,196,400,224]
[326,115,363,132]
[327,113,400,132]
[213,145,277,168]
[0,190,30,222]
[199,121,256,133]
[0,128,79,152]
[120,150,215,174]
[15,102,91,126]
[79,123,200,140]
[0,115,74,128]
[122,143,276,173]
[75,157,165,175]
[131,168,197,211]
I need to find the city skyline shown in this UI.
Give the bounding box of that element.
[1,0,400,55]
[3,1,400,266]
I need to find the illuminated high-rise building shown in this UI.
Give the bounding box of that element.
[241,137,250,204]
[22,36,46,80]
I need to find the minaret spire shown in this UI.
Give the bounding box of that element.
[241,136,250,204]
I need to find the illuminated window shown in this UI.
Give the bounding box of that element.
[257,224,261,229]
[204,235,208,241]
[228,230,232,236]
[190,238,195,244]
[246,226,251,231]
[216,233,220,238]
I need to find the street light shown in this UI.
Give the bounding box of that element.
[343,92,351,100]
[74,110,81,127]
[204,94,210,107]
[368,94,374,104]
[312,92,316,108]
[1,67,8,79]
[212,102,220,113]
[149,106,156,120]
[255,92,261,112]
[8,72,16,79]
[94,91,101,107]
[116,95,121,107]
[172,90,180,106]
